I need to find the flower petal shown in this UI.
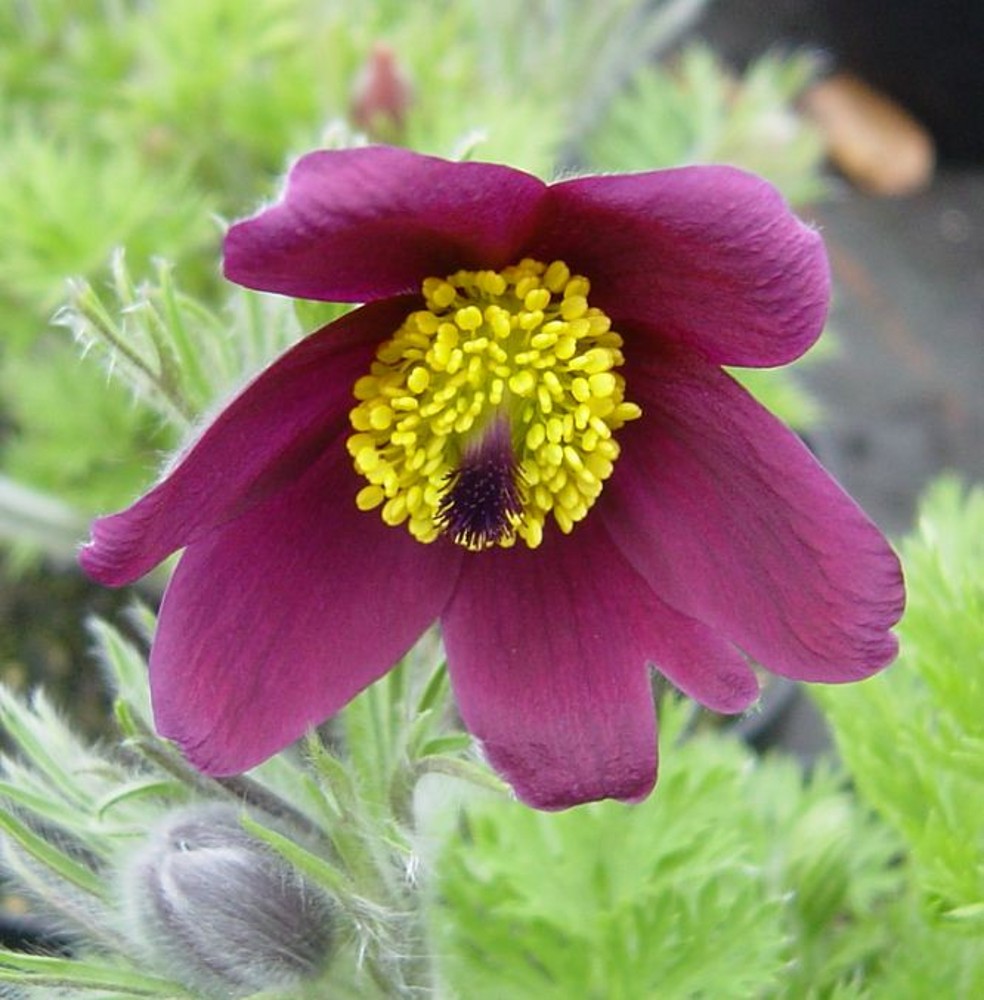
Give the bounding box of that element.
[644,602,760,714]
[80,297,413,586]
[441,518,661,810]
[601,353,904,683]
[151,445,461,775]
[224,146,547,302]
[534,166,829,367]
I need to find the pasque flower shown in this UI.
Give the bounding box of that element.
[81,146,904,810]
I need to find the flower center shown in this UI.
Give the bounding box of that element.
[346,258,641,550]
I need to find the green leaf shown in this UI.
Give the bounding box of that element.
[433,700,790,999]
[816,477,984,934]
[0,949,190,995]
[0,809,105,898]
[239,814,361,911]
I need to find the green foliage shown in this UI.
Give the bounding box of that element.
[62,254,320,428]
[431,700,905,999]
[0,351,169,513]
[0,613,474,997]
[0,2,130,110]
[0,254,334,530]
[584,45,827,206]
[816,479,984,934]
[457,0,713,150]
[119,0,333,187]
[0,122,211,351]
[862,900,984,999]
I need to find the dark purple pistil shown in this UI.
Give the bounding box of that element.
[437,421,523,549]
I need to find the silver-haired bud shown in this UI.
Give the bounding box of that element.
[122,804,335,999]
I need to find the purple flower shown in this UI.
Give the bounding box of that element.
[81,147,904,810]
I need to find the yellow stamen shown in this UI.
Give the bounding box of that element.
[347,258,641,549]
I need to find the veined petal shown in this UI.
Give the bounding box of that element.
[151,445,461,775]
[441,518,660,810]
[643,602,760,714]
[601,354,904,683]
[224,146,548,303]
[80,298,413,586]
[535,166,829,367]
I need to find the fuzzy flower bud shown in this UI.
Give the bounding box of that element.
[350,42,414,139]
[122,804,335,999]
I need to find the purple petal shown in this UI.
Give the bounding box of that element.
[224,146,547,302]
[601,353,904,683]
[151,444,461,775]
[80,297,414,586]
[441,517,661,810]
[533,166,829,367]
[644,602,760,714]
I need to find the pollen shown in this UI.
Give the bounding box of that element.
[347,258,640,549]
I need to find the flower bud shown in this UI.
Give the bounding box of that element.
[122,805,335,999]
[350,42,414,140]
